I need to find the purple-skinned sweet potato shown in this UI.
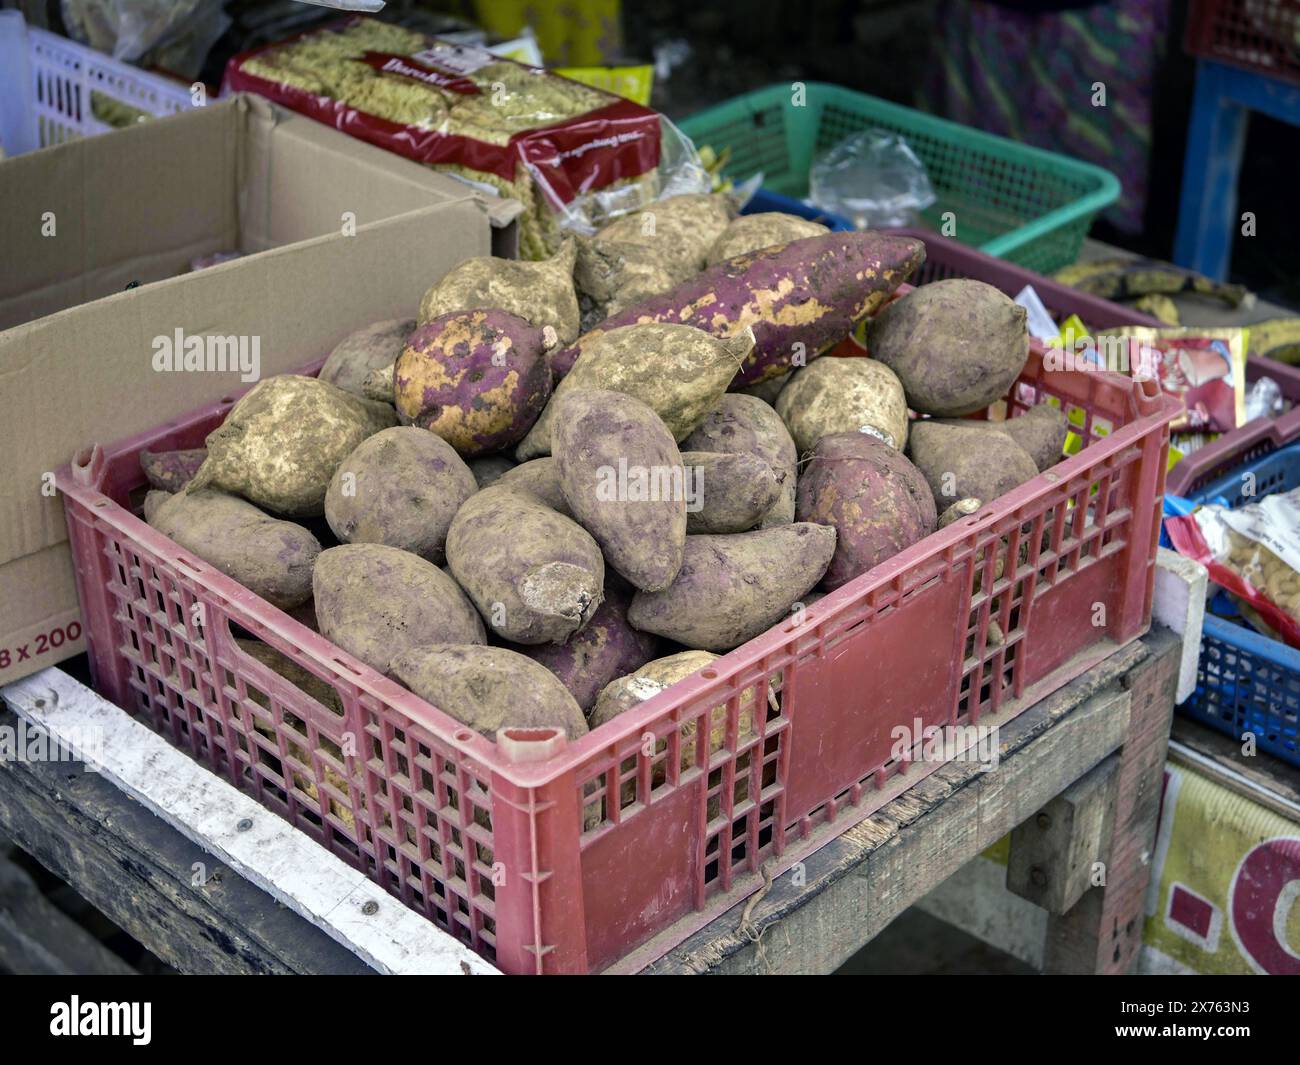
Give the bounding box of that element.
[795,432,936,591]
[626,523,837,652]
[389,309,555,457]
[550,231,925,386]
[496,457,572,516]
[681,394,798,527]
[553,388,687,592]
[682,451,783,534]
[511,580,660,712]
[318,317,414,397]
[140,447,207,493]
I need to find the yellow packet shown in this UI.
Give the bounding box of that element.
[554,66,654,105]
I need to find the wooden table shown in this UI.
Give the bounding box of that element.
[1,628,1179,976]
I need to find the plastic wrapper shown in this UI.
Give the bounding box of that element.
[1244,374,1285,422]
[62,0,229,78]
[223,16,663,258]
[809,128,935,229]
[1167,486,1300,649]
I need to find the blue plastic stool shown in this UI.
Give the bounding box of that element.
[1173,58,1300,282]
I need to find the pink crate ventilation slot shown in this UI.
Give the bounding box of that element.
[58,322,1179,977]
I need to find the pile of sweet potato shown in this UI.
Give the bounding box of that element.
[142,205,1067,748]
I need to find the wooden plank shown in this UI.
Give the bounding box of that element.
[644,639,1151,974]
[0,849,138,975]
[1006,755,1118,915]
[1042,626,1180,974]
[1,665,491,972]
[1152,548,1208,705]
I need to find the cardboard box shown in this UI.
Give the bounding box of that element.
[0,93,520,686]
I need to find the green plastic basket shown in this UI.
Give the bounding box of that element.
[679,83,1120,275]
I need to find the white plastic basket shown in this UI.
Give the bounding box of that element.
[0,15,195,157]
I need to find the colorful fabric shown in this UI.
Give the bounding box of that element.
[921,0,1171,234]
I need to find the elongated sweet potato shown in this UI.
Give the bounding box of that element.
[313,544,485,675]
[551,231,925,386]
[627,523,837,651]
[681,394,798,527]
[775,356,909,454]
[190,375,396,517]
[590,650,718,729]
[446,485,604,644]
[512,580,660,712]
[417,238,580,346]
[318,317,414,397]
[149,489,320,609]
[934,405,1068,472]
[389,309,554,457]
[140,448,207,493]
[683,451,783,533]
[325,426,477,563]
[795,432,936,590]
[391,644,588,740]
[515,323,751,460]
[553,389,686,591]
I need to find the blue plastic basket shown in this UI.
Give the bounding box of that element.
[741,188,851,231]
[1176,442,1300,766]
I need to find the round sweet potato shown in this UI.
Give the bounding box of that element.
[446,485,604,644]
[775,356,909,454]
[313,544,485,675]
[681,394,798,527]
[190,375,396,517]
[935,404,1068,472]
[149,489,320,609]
[318,317,414,397]
[417,237,580,346]
[907,420,1039,510]
[626,523,837,652]
[707,212,829,266]
[584,194,734,285]
[496,457,572,517]
[867,279,1029,416]
[325,426,477,563]
[553,388,686,592]
[391,644,588,741]
[795,432,936,590]
[512,580,660,712]
[393,309,553,457]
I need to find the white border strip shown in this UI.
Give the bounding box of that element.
[2,667,498,976]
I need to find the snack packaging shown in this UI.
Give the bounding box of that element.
[223,16,663,258]
[1166,486,1300,649]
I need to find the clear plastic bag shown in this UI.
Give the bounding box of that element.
[809,128,935,229]
[1244,375,1285,422]
[62,0,229,77]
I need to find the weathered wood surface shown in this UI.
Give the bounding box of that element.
[644,636,1172,975]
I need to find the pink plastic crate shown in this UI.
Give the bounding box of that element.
[57,306,1179,977]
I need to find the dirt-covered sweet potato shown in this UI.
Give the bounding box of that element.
[775,356,909,454]
[512,580,660,712]
[907,420,1039,510]
[867,279,1029,416]
[387,309,554,457]
[446,485,604,644]
[324,426,477,563]
[938,497,983,528]
[935,405,1069,472]
[573,239,678,320]
[738,373,790,406]
[140,447,207,493]
[236,638,343,716]
[582,193,734,286]
[149,489,320,609]
[553,389,686,592]
[417,237,580,346]
[627,523,837,651]
[313,544,485,675]
[590,650,719,728]
[551,231,926,386]
[681,394,798,527]
[496,457,572,517]
[391,644,588,740]
[142,489,170,523]
[707,212,829,266]
[515,322,752,460]
[318,318,414,397]
[189,375,396,517]
[795,432,936,590]
[683,451,783,534]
